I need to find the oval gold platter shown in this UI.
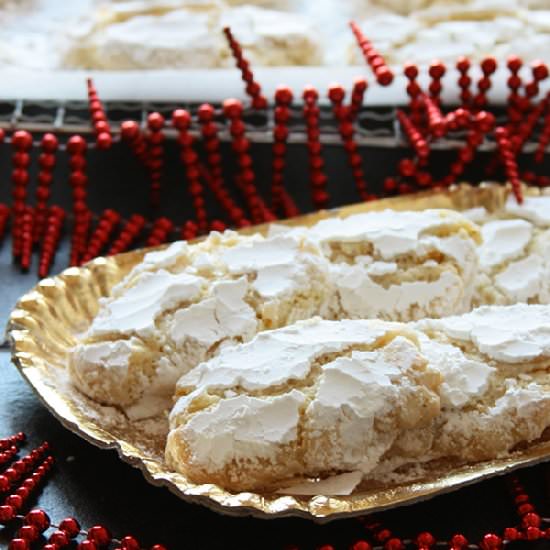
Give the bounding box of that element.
[8,183,550,522]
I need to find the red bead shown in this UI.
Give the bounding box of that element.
[150,546,167,550]
[17,525,39,541]
[12,130,33,149]
[384,538,404,550]
[59,517,81,538]
[15,487,30,500]
[67,135,87,155]
[303,86,319,102]
[523,512,541,527]
[147,112,165,131]
[507,55,522,71]
[526,527,542,540]
[532,60,549,81]
[376,67,394,86]
[275,86,293,105]
[328,84,345,103]
[481,57,497,74]
[398,158,416,177]
[450,534,468,547]
[43,546,58,550]
[0,505,15,523]
[404,63,419,79]
[78,542,97,550]
[120,121,140,140]
[0,475,10,492]
[429,61,446,78]
[25,508,50,531]
[351,541,371,550]
[8,539,29,550]
[120,536,140,550]
[87,525,111,546]
[12,169,29,186]
[172,109,191,130]
[416,532,436,547]
[96,132,112,150]
[376,529,392,542]
[481,533,501,549]
[503,528,519,541]
[6,494,23,510]
[223,98,243,118]
[49,530,70,546]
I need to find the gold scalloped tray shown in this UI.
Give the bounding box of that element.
[8,183,550,522]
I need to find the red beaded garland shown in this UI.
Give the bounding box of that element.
[349,21,394,86]
[397,110,429,163]
[404,63,423,128]
[223,26,267,109]
[349,77,368,121]
[428,60,446,105]
[67,135,90,265]
[328,83,370,201]
[107,214,146,256]
[34,133,58,244]
[271,86,299,218]
[456,56,472,106]
[174,105,208,233]
[473,57,497,110]
[303,86,330,209]
[81,209,121,263]
[495,125,523,203]
[223,98,274,223]
[145,217,173,247]
[180,106,249,229]
[87,79,112,149]
[19,206,34,271]
[144,112,165,209]
[0,203,10,245]
[38,205,65,277]
[11,130,33,260]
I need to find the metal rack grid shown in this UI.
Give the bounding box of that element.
[1,99,544,153]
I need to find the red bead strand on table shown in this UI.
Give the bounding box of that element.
[223,27,267,109]
[422,95,445,138]
[67,135,89,266]
[69,211,92,268]
[11,130,33,261]
[534,105,550,163]
[186,107,249,228]
[473,57,497,110]
[0,204,10,246]
[19,206,34,271]
[271,86,299,218]
[349,77,368,121]
[522,60,549,108]
[145,217,173,247]
[495,126,523,203]
[506,55,523,129]
[404,63,423,128]
[81,209,121,263]
[223,98,274,223]
[511,91,550,154]
[349,21,394,86]
[86,78,112,150]
[439,111,495,188]
[428,60,446,105]
[397,109,430,164]
[328,83,370,201]
[120,121,148,165]
[172,109,208,234]
[303,86,329,210]
[146,112,165,210]
[107,214,146,256]
[456,57,472,107]
[38,206,65,277]
[33,133,58,244]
